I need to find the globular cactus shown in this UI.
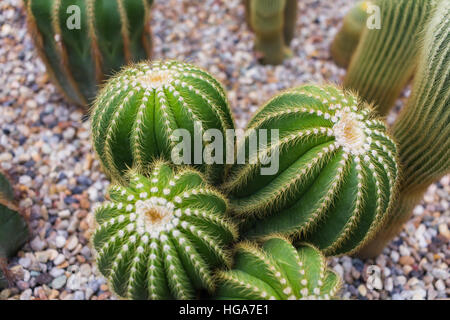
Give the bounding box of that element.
[92,161,238,299]
[90,60,235,185]
[357,0,450,257]
[0,172,29,289]
[330,1,369,68]
[215,236,341,300]
[246,0,298,65]
[343,0,436,116]
[223,84,399,256]
[24,0,154,106]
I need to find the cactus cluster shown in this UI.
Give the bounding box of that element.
[358,0,450,257]
[0,172,29,289]
[224,84,399,256]
[246,0,298,65]
[342,0,436,115]
[216,237,341,300]
[92,162,238,299]
[24,0,154,106]
[330,1,369,68]
[90,60,234,185]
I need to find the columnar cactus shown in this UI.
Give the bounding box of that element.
[247,0,297,65]
[0,172,29,289]
[223,84,399,256]
[90,60,235,185]
[92,162,238,299]
[358,0,450,257]
[343,0,436,115]
[215,237,341,300]
[24,0,154,106]
[330,1,369,68]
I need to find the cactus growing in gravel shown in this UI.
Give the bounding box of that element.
[330,1,369,68]
[92,161,238,299]
[247,0,298,65]
[0,172,29,289]
[24,0,153,106]
[357,1,450,257]
[216,237,341,300]
[343,0,436,115]
[90,60,234,185]
[223,84,399,256]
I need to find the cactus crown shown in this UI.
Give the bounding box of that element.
[92,161,238,300]
[216,236,341,300]
[90,60,234,185]
[25,0,153,106]
[224,84,399,256]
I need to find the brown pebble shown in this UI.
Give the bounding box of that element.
[399,256,415,266]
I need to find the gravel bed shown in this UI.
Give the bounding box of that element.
[0,0,448,300]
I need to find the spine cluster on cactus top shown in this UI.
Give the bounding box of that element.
[216,237,341,300]
[25,0,153,106]
[358,0,450,257]
[330,1,369,68]
[247,0,297,65]
[90,60,234,185]
[224,84,399,256]
[343,0,436,115]
[92,162,238,300]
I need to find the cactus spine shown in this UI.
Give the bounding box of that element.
[247,0,297,65]
[90,60,234,185]
[223,84,399,256]
[343,0,436,115]
[330,1,369,68]
[216,237,341,300]
[357,1,450,257]
[24,0,153,106]
[92,162,238,299]
[0,172,29,289]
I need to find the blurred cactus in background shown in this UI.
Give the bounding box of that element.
[0,172,29,289]
[330,1,369,68]
[343,0,436,115]
[216,237,341,300]
[246,0,298,65]
[224,84,399,256]
[24,0,154,107]
[357,0,450,257]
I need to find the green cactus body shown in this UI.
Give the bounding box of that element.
[216,237,341,300]
[343,0,436,115]
[0,173,29,289]
[224,85,399,256]
[358,0,450,257]
[25,0,153,106]
[330,1,369,68]
[248,0,296,65]
[92,162,238,299]
[90,60,234,185]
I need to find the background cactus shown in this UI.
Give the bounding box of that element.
[223,84,399,256]
[90,60,235,185]
[246,0,298,65]
[330,1,369,68]
[343,0,436,115]
[215,236,341,300]
[92,161,238,299]
[24,0,154,106]
[0,172,29,289]
[357,0,450,257]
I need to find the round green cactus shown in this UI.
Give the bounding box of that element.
[92,161,238,299]
[223,84,399,256]
[216,237,341,300]
[90,60,234,185]
[330,1,369,68]
[25,0,154,106]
